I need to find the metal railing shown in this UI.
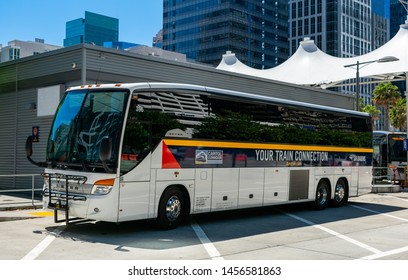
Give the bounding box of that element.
[0,174,42,207]
[372,166,407,188]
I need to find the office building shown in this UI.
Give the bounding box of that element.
[64,11,119,47]
[162,0,289,69]
[372,0,390,50]
[0,39,61,62]
[390,0,407,37]
[103,41,139,50]
[289,0,372,58]
[153,29,163,48]
[390,0,407,96]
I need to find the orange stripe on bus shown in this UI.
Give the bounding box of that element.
[163,139,373,153]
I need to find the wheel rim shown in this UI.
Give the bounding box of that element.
[317,186,328,205]
[166,195,181,222]
[334,183,345,202]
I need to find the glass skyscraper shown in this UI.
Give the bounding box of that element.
[64,11,119,47]
[162,0,289,69]
[372,0,390,50]
[390,0,407,37]
[289,0,372,58]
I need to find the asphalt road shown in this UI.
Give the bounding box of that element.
[1,192,408,261]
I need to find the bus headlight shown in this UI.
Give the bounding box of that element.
[91,178,115,195]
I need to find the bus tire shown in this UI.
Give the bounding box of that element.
[332,178,348,207]
[314,180,330,210]
[156,187,185,230]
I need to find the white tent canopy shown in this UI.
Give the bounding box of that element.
[217,23,408,89]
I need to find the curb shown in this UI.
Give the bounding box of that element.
[0,203,43,211]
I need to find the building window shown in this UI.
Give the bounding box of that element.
[298,1,303,17]
[317,0,322,13]
[9,48,20,60]
[305,0,309,16]
[311,17,315,33]
[298,20,303,36]
[292,2,296,18]
[304,18,309,35]
[317,35,322,49]
[311,0,316,14]
[317,16,322,32]
[292,20,297,37]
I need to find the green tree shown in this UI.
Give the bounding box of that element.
[389,98,407,131]
[372,82,401,130]
[194,111,265,142]
[360,104,381,130]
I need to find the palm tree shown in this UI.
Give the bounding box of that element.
[372,82,401,130]
[389,98,407,131]
[361,104,381,130]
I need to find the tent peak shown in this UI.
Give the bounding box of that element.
[222,51,237,65]
[300,38,318,53]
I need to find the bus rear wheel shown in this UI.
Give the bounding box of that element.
[332,179,348,207]
[314,180,330,210]
[156,187,185,230]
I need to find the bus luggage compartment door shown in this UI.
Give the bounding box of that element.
[288,170,310,201]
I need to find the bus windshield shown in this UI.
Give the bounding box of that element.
[46,89,130,172]
[388,134,407,162]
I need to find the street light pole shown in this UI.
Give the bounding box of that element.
[344,56,399,111]
[356,60,360,111]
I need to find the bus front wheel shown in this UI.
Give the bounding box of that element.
[314,180,330,210]
[156,187,185,230]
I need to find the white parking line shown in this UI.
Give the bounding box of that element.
[381,194,408,202]
[350,204,408,223]
[21,226,64,260]
[360,245,408,260]
[281,210,382,254]
[349,203,408,259]
[190,219,224,260]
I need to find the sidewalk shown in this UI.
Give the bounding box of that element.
[372,183,408,193]
[0,194,42,211]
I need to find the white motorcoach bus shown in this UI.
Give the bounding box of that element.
[373,131,407,183]
[26,83,373,229]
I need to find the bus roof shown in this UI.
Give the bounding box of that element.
[67,82,370,118]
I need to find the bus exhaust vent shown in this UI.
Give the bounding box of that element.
[289,170,309,201]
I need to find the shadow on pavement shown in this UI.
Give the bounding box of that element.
[43,199,407,251]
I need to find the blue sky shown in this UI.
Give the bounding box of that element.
[0,0,163,47]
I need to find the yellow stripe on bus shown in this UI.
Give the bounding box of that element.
[163,139,373,153]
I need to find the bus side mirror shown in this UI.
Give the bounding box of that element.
[25,136,46,167]
[99,137,112,161]
[25,136,33,157]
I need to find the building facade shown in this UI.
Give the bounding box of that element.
[372,0,390,50]
[64,11,119,47]
[390,0,407,37]
[390,0,407,97]
[0,39,61,62]
[153,29,163,48]
[289,0,372,58]
[162,0,289,69]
